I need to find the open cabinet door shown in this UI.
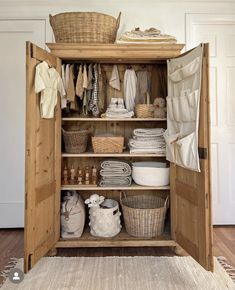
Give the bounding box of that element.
[24,42,61,272]
[170,44,213,271]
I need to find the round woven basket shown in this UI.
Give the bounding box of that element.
[120,194,169,238]
[62,129,89,154]
[49,12,121,43]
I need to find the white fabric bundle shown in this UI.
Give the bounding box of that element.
[129,128,166,154]
[124,69,137,112]
[103,98,134,119]
[99,160,132,187]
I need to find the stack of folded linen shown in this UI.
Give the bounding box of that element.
[101,98,134,119]
[99,160,132,187]
[117,27,177,44]
[128,128,166,154]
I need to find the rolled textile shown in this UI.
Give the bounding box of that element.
[99,176,132,187]
[100,160,131,177]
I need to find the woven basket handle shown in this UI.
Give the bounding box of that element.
[164,196,170,208]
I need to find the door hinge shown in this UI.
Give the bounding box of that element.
[198,147,208,160]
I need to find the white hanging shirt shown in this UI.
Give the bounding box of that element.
[124,69,137,112]
[35,61,66,118]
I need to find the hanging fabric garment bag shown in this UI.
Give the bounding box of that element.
[164,44,203,172]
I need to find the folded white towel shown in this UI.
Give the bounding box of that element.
[129,148,166,154]
[133,128,165,137]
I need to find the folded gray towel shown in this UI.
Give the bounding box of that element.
[100,160,131,177]
[99,176,132,187]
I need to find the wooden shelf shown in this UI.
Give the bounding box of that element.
[62,117,166,122]
[62,151,166,158]
[61,183,170,191]
[47,43,185,61]
[56,227,175,248]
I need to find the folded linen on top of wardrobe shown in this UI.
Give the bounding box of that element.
[100,160,132,177]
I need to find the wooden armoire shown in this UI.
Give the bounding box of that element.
[24,42,213,273]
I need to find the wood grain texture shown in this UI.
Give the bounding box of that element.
[171,43,213,271]
[24,42,61,273]
[46,43,185,61]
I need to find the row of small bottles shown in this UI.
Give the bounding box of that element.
[62,165,98,185]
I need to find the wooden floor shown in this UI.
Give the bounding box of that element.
[0,226,234,284]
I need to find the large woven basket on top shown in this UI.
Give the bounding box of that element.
[120,194,169,238]
[92,136,124,153]
[49,12,121,43]
[62,129,89,153]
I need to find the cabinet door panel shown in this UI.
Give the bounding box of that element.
[24,42,61,272]
[170,44,213,271]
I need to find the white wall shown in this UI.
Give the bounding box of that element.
[0,0,235,227]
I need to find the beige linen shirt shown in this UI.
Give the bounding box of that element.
[35,61,65,118]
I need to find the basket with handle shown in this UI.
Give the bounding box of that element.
[135,92,154,118]
[120,193,169,237]
[49,12,121,43]
[62,128,89,154]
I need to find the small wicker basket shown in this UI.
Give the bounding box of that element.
[92,136,124,153]
[135,92,154,118]
[49,12,121,43]
[120,193,169,238]
[135,104,154,118]
[62,128,89,154]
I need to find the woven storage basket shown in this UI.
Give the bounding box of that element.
[135,104,154,118]
[92,136,124,153]
[120,194,169,238]
[62,129,89,153]
[49,12,121,43]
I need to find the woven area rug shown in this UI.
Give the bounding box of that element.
[1,256,235,290]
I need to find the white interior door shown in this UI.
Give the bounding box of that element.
[186,14,235,224]
[0,20,45,227]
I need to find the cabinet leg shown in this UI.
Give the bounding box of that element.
[173,245,185,256]
[47,247,57,257]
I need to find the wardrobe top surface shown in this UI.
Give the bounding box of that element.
[46,43,185,62]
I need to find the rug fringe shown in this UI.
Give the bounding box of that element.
[217,256,235,283]
[0,257,18,287]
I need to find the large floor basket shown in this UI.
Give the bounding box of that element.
[49,12,121,43]
[120,194,169,238]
